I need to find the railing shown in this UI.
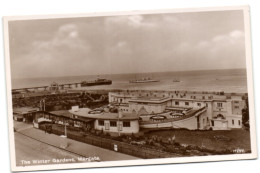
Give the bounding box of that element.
[110,89,247,97]
[38,125,178,159]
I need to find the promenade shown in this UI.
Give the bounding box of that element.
[14,121,139,166]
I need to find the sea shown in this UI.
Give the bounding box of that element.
[11,69,248,93]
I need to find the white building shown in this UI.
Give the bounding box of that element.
[109,90,246,130]
[69,108,139,135]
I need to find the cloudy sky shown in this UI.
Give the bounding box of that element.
[8,10,246,79]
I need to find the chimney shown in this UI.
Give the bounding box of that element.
[72,106,79,112]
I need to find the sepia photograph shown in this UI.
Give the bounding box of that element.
[3,5,257,172]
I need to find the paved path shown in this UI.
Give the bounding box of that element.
[14,121,34,132]
[14,121,139,167]
[15,133,81,166]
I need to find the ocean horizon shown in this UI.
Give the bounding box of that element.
[11,68,248,93]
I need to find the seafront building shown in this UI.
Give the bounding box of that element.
[109,90,246,131]
[13,89,247,136]
[69,107,139,135]
[13,107,39,122]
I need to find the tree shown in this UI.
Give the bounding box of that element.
[242,96,249,128]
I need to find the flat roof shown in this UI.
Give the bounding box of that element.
[50,110,72,118]
[129,97,171,104]
[69,108,138,120]
[13,107,39,114]
[171,98,227,102]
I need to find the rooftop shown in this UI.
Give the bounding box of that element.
[50,110,72,118]
[13,107,39,114]
[69,108,138,120]
[129,97,171,103]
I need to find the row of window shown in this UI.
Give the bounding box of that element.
[211,119,241,127]
[217,102,223,107]
[98,120,131,127]
[175,101,204,107]
[120,108,129,111]
[232,119,241,126]
[217,102,239,109]
[116,94,213,100]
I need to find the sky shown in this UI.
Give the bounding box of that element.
[8,10,246,79]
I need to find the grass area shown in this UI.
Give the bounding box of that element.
[146,129,251,151]
[41,123,251,156]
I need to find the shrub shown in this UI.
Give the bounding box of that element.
[174,142,180,147]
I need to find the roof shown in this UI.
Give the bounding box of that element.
[50,110,72,118]
[129,97,171,104]
[69,108,138,120]
[13,107,39,114]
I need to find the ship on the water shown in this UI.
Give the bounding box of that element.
[173,79,181,82]
[81,78,112,87]
[129,77,159,83]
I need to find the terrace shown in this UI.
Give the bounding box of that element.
[139,107,206,125]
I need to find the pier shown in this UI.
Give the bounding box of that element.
[12,82,82,93]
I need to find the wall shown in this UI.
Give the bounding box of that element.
[231,100,245,115]
[94,119,139,134]
[226,115,242,129]
[140,115,199,130]
[129,102,167,114]
[212,119,228,130]
[109,91,245,130]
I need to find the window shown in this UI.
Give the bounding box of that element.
[206,103,208,107]
[232,119,234,125]
[175,101,179,105]
[217,102,223,107]
[234,101,239,104]
[98,120,104,126]
[197,103,201,106]
[238,120,241,126]
[202,96,205,99]
[234,106,239,109]
[110,121,117,127]
[185,102,189,106]
[123,121,130,127]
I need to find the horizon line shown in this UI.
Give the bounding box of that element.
[12,67,247,80]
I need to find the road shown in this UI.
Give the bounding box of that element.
[15,132,82,166]
[13,121,139,167]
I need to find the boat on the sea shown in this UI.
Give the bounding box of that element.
[81,78,112,87]
[173,79,181,82]
[129,77,159,83]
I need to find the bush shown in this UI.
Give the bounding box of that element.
[174,142,180,147]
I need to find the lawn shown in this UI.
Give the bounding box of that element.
[146,129,251,152]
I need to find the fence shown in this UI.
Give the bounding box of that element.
[39,125,177,159]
